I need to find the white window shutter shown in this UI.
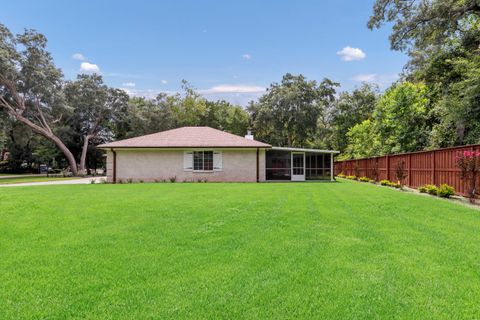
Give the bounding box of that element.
[184,151,193,171]
[213,151,222,171]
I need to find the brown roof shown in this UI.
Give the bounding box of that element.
[98,126,271,149]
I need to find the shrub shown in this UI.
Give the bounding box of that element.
[437,184,455,198]
[126,178,133,184]
[389,182,401,188]
[380,180,390,186]
[169,176,177,183]
[425,184,438,195]
[418,185,428,193]
[337,173,346,178]
[346,175,357,180]
[359,177,370,182]
[368,179,376,183]
[90,179,96,184]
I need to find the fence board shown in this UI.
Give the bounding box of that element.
[334,144,480,197]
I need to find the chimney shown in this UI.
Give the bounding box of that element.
[245,130,254,140]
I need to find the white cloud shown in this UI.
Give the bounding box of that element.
[161,79,168,84]
[242,54,252,60]
[200,84,265,94]
[337,46,366,61]
[79,62,100,74]
[122,82,136,87]
[72,53,86,61]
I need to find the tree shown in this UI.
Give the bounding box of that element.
[330,83,378,152]
[368,0,480,53]
[343,119,380,160]
[64,74,129,173]
[248,73,338,147]
[373,82,431,154]
[0,24,79,175]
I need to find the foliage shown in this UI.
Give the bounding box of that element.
[426,184,439,195]
[343,119,380,159]
[346,175,357,180]
[437,184,455,198]
[0,23,79,175]
[455,150,480,202]
[368,0,480,53]
[418,185,428,193]
[359,176,370,182]
[248,73,338,147]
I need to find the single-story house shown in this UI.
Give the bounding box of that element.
[98,126,339,183]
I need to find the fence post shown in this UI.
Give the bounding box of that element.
[386,155,390,181]
[431,151,436,185]
[408,153,412,187]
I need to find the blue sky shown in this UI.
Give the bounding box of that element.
[1,0,407,105]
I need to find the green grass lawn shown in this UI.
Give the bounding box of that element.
[0,176,79,184]
[1,181,479,319]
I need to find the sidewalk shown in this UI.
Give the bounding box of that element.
[0,177,106,187]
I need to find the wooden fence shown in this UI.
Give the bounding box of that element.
[334,144,480,196]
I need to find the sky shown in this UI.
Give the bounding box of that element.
[1,0,408,106]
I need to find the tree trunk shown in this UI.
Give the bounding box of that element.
[12,113,79,176]
[79,135,91,175]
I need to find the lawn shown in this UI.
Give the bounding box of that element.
[0,176,79,185]
[1,180,479,319]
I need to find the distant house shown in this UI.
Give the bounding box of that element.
[98,127,338,183]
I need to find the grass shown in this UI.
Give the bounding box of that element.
[1,180,479,319]
[0,176,79,184]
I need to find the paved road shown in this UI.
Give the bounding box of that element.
[0,177,106,187]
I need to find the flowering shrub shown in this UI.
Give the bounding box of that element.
[359,176,370,182]
[346,175,357,180]
[337,173,346,178]
[456,150,480,203]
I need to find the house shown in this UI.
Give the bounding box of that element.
[98,127,339,183]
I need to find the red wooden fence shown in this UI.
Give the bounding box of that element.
[334,144,480,196]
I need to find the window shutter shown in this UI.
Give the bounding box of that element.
[213,151,222,171]
[184,151,193,171]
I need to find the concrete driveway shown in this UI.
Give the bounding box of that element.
[0,177,106,187]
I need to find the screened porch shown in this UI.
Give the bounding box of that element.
[265,147,338,181]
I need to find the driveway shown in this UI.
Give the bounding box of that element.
[0,177,106,187]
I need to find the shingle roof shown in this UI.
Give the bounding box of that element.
[98,126,271,149]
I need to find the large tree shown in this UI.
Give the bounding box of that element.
[368,0,480,53]
[64,74,129,173]
[248,73,338,147]
[330,83,378,153]
[0,24,79,175]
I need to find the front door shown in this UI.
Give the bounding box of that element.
[291,152,305,181]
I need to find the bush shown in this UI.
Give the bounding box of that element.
[418,185,428,193]
[169,176,177,183]
[127,178,133,184]
[437,184,455,198]
[337,173,346,178]
[389,182,401,188]
[368,179,376,183]
[359,177,370,182]
[425,184,438,195]
[346,175,357,180]
[380,180,390,186]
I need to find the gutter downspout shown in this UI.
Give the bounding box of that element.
[111,148,117,184]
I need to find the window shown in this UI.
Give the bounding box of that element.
[193,151,213,171]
